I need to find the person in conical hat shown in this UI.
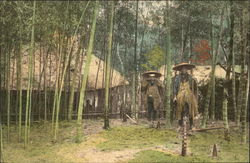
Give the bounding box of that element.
[142,71,163,121]
[172,62,198,130]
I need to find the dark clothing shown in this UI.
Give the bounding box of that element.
[147,96,155,121]
[148,108,157,121]
[178,103,194,129]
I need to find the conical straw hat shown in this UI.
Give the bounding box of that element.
[172,62,195,71]
[142,71,162,78]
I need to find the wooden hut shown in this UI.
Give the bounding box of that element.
[1,46,129,121]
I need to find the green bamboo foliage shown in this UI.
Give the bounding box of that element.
[202,8,224,128]
[76,1,99,142]
[24,0,36,148]
[165,0,172,128]
[104,1,114,130]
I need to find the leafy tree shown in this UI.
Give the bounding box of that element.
[191,40,211,64]
[141,46,165,71]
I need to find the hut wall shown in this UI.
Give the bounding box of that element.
[0,85,131,122]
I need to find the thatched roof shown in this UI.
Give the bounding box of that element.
[85,54,129,90]
[9,46,128,90]
[159,65,228,86]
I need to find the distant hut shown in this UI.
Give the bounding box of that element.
[5,46,129,120]
[159,65,229,86]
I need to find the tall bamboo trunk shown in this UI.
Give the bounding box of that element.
[188,29,192,59]
[38,45,43,122]
[76,1,99,142]
[236,5,247,126]
[138,26,146,118]
[53,8,69,138]
[240,3,249,143]
[210,12,215,120]
[43,46,49,122]
[93,41,104,112]
[123,37,128,121]
[51,36,62,132]
[24,0,36,148]
[18,27,23,142]
[132,0,139,119]
[0,121,3,162]
[241,70,249,143]
[222,5,232,135]
[54,1,90,140]
[222,82,229,136]
[202,8,224,128]
[68,1,90,121]
[104,1,114,129]
[6,42,11,142]
[68,48,82,121]
[229,0,237,122]
[28,45,35,144]
[164,1,172,128]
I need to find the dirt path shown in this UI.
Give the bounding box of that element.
[58,134,182,163]
[74,143,181,163]
[79,147,142,163]
[56,119,183,163]
[77,142,182,163]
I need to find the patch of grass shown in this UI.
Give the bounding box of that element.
[2,121,249,163]
[128,150,211,163]
[96,126,178,151]
[2,121,79,163]
[189,130,249,162]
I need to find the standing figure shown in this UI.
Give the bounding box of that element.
[172,62,198,130]
[142,71,163,121]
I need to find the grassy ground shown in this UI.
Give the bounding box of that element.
[1,119,249,163]
[97,126,178,151]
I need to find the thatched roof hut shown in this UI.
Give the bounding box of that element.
[9,46,128,90]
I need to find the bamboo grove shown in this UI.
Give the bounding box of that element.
[0,0,249,156]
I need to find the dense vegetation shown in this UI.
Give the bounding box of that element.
[0,1,249,162]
